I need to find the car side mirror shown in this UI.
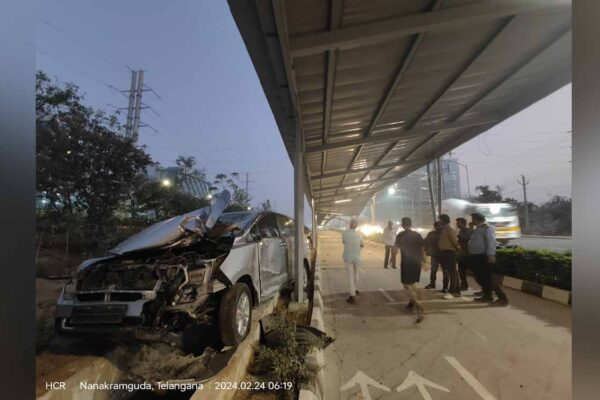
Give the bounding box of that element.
[247,231,262,242]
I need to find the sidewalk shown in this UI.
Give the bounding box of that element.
[319,230,571,400]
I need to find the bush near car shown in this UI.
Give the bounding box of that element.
[494,248,571,291]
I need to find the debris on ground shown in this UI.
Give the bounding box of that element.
[123,343,217,383]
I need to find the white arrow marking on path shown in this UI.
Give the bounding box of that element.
[378,288,396,303]
[396,370,450,400]
[340,371,390,400]
[445,356,497,400]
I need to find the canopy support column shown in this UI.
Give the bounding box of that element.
[294,125,305,303]
[436,157,443,216]
[426,162,437,224]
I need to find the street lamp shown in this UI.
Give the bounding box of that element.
[387,186,397,195]
[206,193,213,200]
[161,178,172,188]
[247,206,252,211]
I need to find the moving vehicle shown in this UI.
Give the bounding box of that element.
[441,199,521,244]
[55,191,311,348]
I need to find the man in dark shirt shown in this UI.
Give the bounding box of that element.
[395,217,425,323]
[424,222,447,290]
[456,218,472,291]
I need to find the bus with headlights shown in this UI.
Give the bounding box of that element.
[441,199,521,245]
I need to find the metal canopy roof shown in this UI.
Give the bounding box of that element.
[228,0,571,218]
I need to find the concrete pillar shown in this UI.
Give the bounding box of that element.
[311,198,317,249]
[574,2,600,396]
[294,125,305,303]
[426,162,437,223]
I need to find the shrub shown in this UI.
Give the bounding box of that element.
[495,248,571,290]
[252,316,319,399]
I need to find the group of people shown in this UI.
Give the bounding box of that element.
[342,212,508,323]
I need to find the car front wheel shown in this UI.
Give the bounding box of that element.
[218,282,252,346]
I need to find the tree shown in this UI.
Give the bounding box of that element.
[469,185,503,203]
[36,71,153,249]
[259,199,272,211]
[526,196,571,236]
[212,172,251,208]
[175,155,206,184]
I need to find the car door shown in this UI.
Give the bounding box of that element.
[255,213,288,300]
[275,214,295,282]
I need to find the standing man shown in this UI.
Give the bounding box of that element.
[342,219,364,304]
[383,220,397,269]
[456,218,472,291]
[424,222,447,291]
[469,213,508,306]
[437,214,461,299]
[396,217,426,323]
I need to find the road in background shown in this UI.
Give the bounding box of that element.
[516,236,572,252]
[319,230,571,400]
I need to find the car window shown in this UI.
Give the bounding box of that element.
[256,213,280,238]
[276,214,294,237]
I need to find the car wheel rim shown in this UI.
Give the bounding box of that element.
[236,292,250,336]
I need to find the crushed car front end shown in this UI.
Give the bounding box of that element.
[55,251,229,344]
[54,190,240,346]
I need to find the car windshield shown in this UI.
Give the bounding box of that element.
[474,205,517,219]
[216,212,256,235]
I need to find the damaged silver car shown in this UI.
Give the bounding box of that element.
[55,191,311,348]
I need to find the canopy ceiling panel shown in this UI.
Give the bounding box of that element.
[228,0,571,219]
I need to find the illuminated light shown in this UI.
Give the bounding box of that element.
[357,224,383,236]
[206,194,213,200]
[162,179,172,187]
[247,206,252,210]
[66,150,72,154]
[387,187,396,195]
[334,199,352,204]
[345,184,369,190]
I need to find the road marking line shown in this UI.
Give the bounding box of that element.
[378,288,396,303]
[445,356,497,400]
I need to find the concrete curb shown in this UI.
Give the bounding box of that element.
[492,273,571,306]
[299,261,326,400]
[191,293,279,400]
[521,234,571,240]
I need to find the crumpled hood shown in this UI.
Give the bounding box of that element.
[111,190,231,255]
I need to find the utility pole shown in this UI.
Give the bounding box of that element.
[370,194,376,225]
[125,70,137,137]
[518,175,530,228]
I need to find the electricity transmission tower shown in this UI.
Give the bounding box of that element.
[111,69,160,141]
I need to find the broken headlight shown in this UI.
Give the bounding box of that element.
[62,281,76,300]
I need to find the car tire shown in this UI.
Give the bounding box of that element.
[218,282,253,346]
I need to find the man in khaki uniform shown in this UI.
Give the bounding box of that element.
[437,214,461,299]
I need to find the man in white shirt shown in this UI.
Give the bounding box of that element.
[382,220,397,269]
[342,219,364,304]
